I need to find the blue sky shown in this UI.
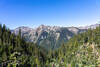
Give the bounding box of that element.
[0,0,100,29]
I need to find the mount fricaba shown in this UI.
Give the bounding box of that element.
[12,24,99,50]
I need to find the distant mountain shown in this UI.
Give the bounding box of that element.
[13,23,100,50]
[12,25,86,50]
[79,23,100,29]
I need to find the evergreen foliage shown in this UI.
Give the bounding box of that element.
[0,24,47,67]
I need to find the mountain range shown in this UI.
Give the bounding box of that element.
[1,23,100,67]
[12,23,100,50]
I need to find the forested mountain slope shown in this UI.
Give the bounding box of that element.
[54,26,100,67]
[1,24,100,67]
[0,24,48,67]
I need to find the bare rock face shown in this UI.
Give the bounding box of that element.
[12,25,87,50]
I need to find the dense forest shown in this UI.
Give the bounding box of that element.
[0,24,100,67]
[58,26,100,67]
[0,24,48,67]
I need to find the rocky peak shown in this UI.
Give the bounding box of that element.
[13,26,34,35]
[36,25,60,33]
[67,27,80,34]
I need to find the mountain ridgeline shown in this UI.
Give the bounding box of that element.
[12,25,86,50]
